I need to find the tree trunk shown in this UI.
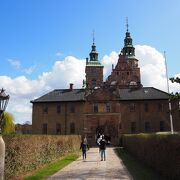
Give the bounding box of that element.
[0,136,5,180]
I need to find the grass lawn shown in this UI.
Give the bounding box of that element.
[24,154,79,180]
[115,147,163,180]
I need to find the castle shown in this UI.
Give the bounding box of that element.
[31,26,180,145]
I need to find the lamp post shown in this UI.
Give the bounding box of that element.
[0,88,10,180]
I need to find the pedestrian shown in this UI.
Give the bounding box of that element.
[97,133,102,152]
[80,139,88,160]
[99,135,107,161]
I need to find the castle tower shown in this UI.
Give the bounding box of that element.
[85,36,103,89]
[107,21,142,88]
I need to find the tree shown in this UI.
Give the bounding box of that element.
[170,77,180,99]
[169,77,180,83]
[1,112,15,134]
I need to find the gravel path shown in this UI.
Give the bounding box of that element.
[47,147,133,180]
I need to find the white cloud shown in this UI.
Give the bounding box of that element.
[1,45,179,124]
[135,45,180,93]
[136,45,167,91]
[101,51,119,81]
[7,58,37,75]
[44,56,85,89]
[23,65,36,75]
[7,59,21,69]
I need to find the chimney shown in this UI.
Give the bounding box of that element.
[69,83,74,90]
[86,57,88,65]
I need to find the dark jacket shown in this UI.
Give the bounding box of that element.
[99,139,106,150]
[80,142,88,152]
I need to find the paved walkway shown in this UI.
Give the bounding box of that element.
[47,147,133,180]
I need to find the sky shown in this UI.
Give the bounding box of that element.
[0,0,179,124]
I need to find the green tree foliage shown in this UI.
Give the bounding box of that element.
[170,77,180,99]
[1,112,15,134]
[169,77,180,83]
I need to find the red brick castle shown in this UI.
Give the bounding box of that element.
[31,26,180,145]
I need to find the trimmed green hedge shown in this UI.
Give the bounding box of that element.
[122,133,180,180]
[3,134,81,180]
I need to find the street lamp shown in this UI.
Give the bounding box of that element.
[0,88,10,131]
[0,88,10,180]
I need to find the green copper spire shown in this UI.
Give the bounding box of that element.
[122,18,135,57]
[86,31,103,67]
[89,30,98,61]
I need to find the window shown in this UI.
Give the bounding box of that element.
[70,104,75,113]
[42,123,47,134]
[56,123,61,134]
[70,122,75,134]
[145,122,151,132]
[144,103,149,112]
[129,103,136,112]
[94,103,98,113]
[43,106,48,114]
[92,79,96,88]
[160,121,165,131]
[57,104,61,113]
[131,122,136,133]
[106,103,111,112]
[158,103,163,112]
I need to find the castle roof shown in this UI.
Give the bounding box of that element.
[31,89,85,103]
[118,87,169,100]
[31,87,168,103]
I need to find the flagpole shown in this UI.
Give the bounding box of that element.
[164,51,174,134]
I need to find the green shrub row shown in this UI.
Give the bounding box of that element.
[122,133,180,180]
[3,134,81,180]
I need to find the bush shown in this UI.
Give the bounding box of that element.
[1,112,15,134]
[122,133,180,180]
[3,134,81,180]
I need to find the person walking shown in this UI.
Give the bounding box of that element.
[99,135,107,161]
[80,139,88,160]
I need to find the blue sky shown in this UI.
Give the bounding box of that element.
[0,0,180,124]
[1,0,180,77]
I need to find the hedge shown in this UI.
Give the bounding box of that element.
[122,133,180,180]
[3,134,81,180]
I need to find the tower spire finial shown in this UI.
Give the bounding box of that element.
[126,17,129,32]
[92,30,95,44]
